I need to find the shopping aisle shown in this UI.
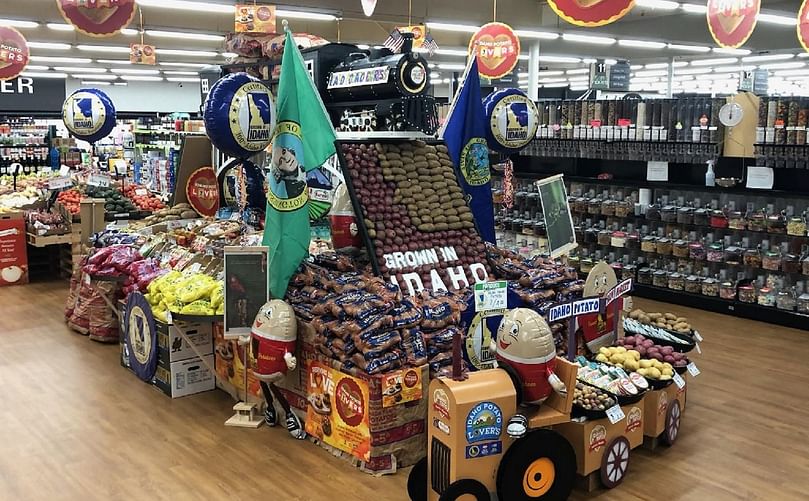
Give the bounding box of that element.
[1,282,808,500]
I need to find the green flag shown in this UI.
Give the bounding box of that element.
[263,29,336,299]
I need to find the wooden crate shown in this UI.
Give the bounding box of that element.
[26,232,73,247]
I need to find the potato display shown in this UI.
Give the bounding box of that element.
[596,346,676,381]
[573,381,616,412]
[629,308,692,334]
[614,334,689,368]
[140,203,199,225]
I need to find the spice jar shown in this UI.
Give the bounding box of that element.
[766,214,786,234]
[710,210,728,228]
[653,270,668,287]
[757,287,775,307]
[744,248,762,268]
[614,200,632,218]
[762,250,782,271]
[673,240,689,258]
[598,229,612,246]
[677,207,694,225]
[707,243,724,262]
[748,212,766,232]
[601,200,615,216]
[777,290,796,311]
[798,293,809,313]
[787,216,807,236]
[661,206,678,223]
[580,258,594,274]
[611,230,627,248]
[724,246,742,265]
[803,255,809,275]
[567,255,580,270]
[587,198,602,215]
[702,278,719,297]
[685,275,701,294]
[656,237,673,255]
[638,267,653,284]
[689,242,706,261]
[738,285,756,303]
[622,264,637,281]
[728,211,747,230]
[783,254,801,274]
[693,208,709,226]
[641,236,657,253]
[646,204,661,221]
[625,233,640,250]
[573,197,588,213]
[668,272,684,290]
[720,281,736,300]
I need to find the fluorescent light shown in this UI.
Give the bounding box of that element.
[430,72,440,79]
[570,86,589,92]
[71,74,118,80]
[81,81,111,86]
[667,43,711,53]
[97,59,132,65]
[159,62,207,68]
[275,9,337,21]
[757,13,797,26]
[605,59,618,65]
[0,18,39,29]
[672,61,688,67]
[691,57,738,66]
[542,82,569,88]
[566,68,589,75]
[46,22,74,31]
[222,52,238,58]
[156,49,218,57]
[539,78,568,84]
[135,0,234,14]
[742,54,794,63]
[426,22,480,33]
[112,68,160,75]
[441,78,451,84]
[562,33,616,45]
[514,30,559,40]
[681,3,707,14]
[114,82,128,86]
[437,63,466,71]
[539,70,564,76]
[713,47,751,56]
[435,48,469,57]
[539,55,581,63]
[145,30,224,41]
[675,67,714,75]
[635,0,679,10]
[30,55,92,64]
[55,66,108,73]
[121,28,138,36]
[645,63,670,69]
[711,65,745,73]
[760,62,806,70]
[27,42,71,50]
[773,69,809,76]
[582,58,597,64]
[164,71,198,75]
[78,45,131,54]
[634,70,668,77]
[619,39,665,49]
[21,72,66,79]
[567,76,589,82]
[121,75,165,81]
[167,77,200,82]
[25,65,49,71]
[630,64,644,70]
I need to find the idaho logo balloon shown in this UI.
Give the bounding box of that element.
[62,88,117,144]
[483,88,539,154]
[204,73,275,159]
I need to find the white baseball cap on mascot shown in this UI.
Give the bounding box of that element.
[251,300,297,381]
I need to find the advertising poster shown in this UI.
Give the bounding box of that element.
[381,367,423,407]
[235,4,277,33]
[536,174,577,258]
[305,361,371,461]
[223,246,269,339]
[0,213,28,286]
[185,166,220,217]
[130,43,156,65]
[468,23,520,80]
[397,25,426,48]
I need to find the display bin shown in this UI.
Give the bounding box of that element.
[642,380,687,449]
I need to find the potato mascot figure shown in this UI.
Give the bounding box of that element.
[251,300,306,439]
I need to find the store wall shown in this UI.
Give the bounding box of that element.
[65,79,201,114]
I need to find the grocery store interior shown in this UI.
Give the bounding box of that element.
[1,1,809,500]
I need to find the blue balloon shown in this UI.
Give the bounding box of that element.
[62,88,117,144]
[204,72,275,159]
[482,88,539,154]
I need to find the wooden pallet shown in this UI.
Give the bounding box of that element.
[26,232,72,247]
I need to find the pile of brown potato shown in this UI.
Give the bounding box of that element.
[629,309,692,334]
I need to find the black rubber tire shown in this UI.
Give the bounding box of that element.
[496,429,577,501]
[407,457,428,501]
[439,479,490,501]
[600,436,631,488]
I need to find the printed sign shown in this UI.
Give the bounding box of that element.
[605,279,633,306]
[0,214,27,286]
[223,246,269,338]
[433,418,450,435]
[433,389,450,419]
[548,0,634,27]
[57,0,137,37]
[381,367,422,407]
[536,174,576,258]
[235,4,277,33]
[687,362,701,377]
[469,23,520,80]
[465,401,503,444]
[588,424,607,452]
[800,0,809,54]
[484,88,539,154]
[185,166,220,217]
[606,404,626,425]
[465,441,503,459]
[48,176,74,190]
[382,245,489,297]
[673,373,686,389]
[327,66,390,89]
[707,0,761,49]
[474,280,508,314]
[398,25,426,48]
[625,406,642,433]
[87,173,111,187]
[305,361,371,461]
[0,27,29,81]
[130,43,156,65]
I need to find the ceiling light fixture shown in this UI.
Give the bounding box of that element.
[582,58,597,64]
[158,62,208,68]
[71,74,118,80]
[713,47,751,56]
[514,30,559,40]
[634,70,669,77]
[275,9,338,21]
[114,82,128,86]
[156,49,218,57]
[542,82,570,88]
[742,53,795,63]
[46,22,74,31]
[539,55,582,63]
[164,70,198,75]
[690,57,738,66]
[604,59,618,65]
[562,33,616,45]
[30,55,92,64]
[27,42,71,50]
[21,72,66,79]
[759,62,806,70]
[145,30,224,41]
[645,63,670,69]
[667,43,711,52]
[757,13,797,26]
[112,68,161,75]
[97,59,132,65]
[167,77,200,82]
[566,68,590,75]
[539,70,564,76]
[434,48,469,57]
[426,22,480,33]
[121,28,138,36]
[25,65,49,71]
[121,75,165,81]
[81,81,111,86]
[680,3,708,14]
[635,0,679,10]
[437,63,466,71]
[675,67,714,75]
[55,66,107,73]
[77,45,131,54]
[0,18,39,29]
[135,0,234,14]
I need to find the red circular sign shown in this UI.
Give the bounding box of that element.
[469,23,521,80]
[335,378,365,427]
[707,0,761,49]
[0,27,29,81]
[403,369,419,388]
[185,166,220,217]
[799,0,809,54]
[547,0,635,27]
[56,0,137,37]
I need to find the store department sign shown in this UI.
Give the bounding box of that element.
[469,23,520,80]
[56,0,137,37]
[547,0,635,27]
[799,0,809,54]
[0,77,66,112]
[0,27,29,81]
[706,0,761,49]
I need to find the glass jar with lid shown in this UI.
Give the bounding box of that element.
[677,207,694,225]
[584,228,599,244]
[685,275,701,294]
[744,248,762,268]
[803,254,809,276]
[720,281,736,300]
[738,284,756,303]
[787,216,807,236]
[693,208,709,226]
[748,212,766,232]
[572,197,588,213]
[757,287,775,307]
[710,210,728,229]
[668,272,685,290]
[728,211,747,230]
[587,198,602,215]
[766,213,786,234]
[601,200,615,216]
[611,230,627,248]
[614,200,632,218]
[568,254,581,270]
[580,257,595,274]
[598,229,612,246]
[783,254,801,274]
[622,264,637,281]
[762,250,782,271]
[702,278,720,296]
[646,204,661,221]
[707,242,724,262]
[653,270,668,287]
[625,233,640,250]
[641,235,657,253]
[656,237,673,255]
[798,293,809,314]
[638,267,653,284]
[673,240,689,258]
[661,205,678,223]
[776,289,797,311]
[724,246,743,265]
[689,242,706,261]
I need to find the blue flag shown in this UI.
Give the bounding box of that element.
[441,58,496,244]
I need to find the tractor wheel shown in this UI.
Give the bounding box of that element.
[438,479,490,501]
[600,436,630,488]
[496,429,576,501]
[407,457,428,501]
[663,399,682,446]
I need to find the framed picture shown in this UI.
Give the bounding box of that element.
[224,246,269,339]
[536,174,577,258]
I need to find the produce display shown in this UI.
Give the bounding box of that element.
[623,318,696,352]
[628,309,693,335]
[26,208,70,236]
[56,189,82,215]
[137,202,199,226]
[573,381,617,413]
[122,184,166,212]
[0,185,42,213]
[577,357,649,398]
[596,346,676,382]
[146,271,224,321]
[613,334,690,370]
[85,186,138,216]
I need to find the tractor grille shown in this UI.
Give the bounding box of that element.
[430,437,451,494]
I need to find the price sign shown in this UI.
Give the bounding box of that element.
[48,176,73,190]
[59,165,71,176]
[229,212,241,221]
[110,159,128,176]
[87,173,112,188]
[693,331,704,343]
[695,343,702,355]
[189,262,202,273]
[41,167,52,174]
[474,281,508,314]
[135,188,148,196]
[673,373,686,389]
[686,362,700,377]
[606,405,625,425]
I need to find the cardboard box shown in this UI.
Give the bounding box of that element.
[157,322,213,365]
[643,381,687,438]
[0,212,28,286]
[213,321,262,399]
[154,354,215,398]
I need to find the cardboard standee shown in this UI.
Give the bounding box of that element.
[172,135,214,207]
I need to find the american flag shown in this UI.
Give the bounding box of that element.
[384,28,404,53]
[422,33,439,56]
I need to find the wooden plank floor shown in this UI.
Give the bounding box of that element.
[1,281,808,500]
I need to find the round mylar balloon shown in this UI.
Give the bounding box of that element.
[483,88,539,154]
[204,72,275,159]
[62,88,117,143]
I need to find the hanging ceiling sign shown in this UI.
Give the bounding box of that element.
[0,27,29,81]
[469,23,521,80]
[130,43,156,65]
[799,0,809,53]
[706,0,761,49]
[186,166,220,217]
[547,0,635,27]
[361,0,378,17]
[398,25,426,48]
[235,4,277,33]
[56,0,137,37]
